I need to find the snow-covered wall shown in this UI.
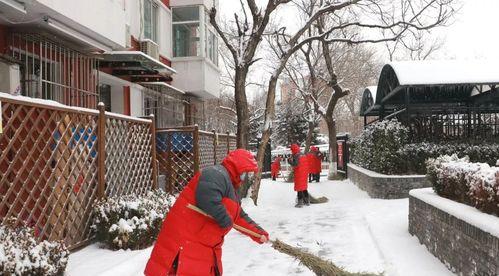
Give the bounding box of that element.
[347,163,429,199]
[409,188,499,276]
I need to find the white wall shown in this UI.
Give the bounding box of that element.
[36,0,127,47]
[110,85,124,114]
[171,57,220,99]
[203,60,220,98]
[130,87,143,117]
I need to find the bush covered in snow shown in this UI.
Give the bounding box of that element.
[0,219,69,276]
[399,142,499,174]
[351,119,499,175]
[426,155,499,216]
[91,190,173,250]
[350,119,409,174]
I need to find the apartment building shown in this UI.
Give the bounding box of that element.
[0,0,220,128]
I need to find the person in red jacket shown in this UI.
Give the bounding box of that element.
[144,149,269,276]
[270,156,281,181]
[287,144,310,207]
[308,146,323,183]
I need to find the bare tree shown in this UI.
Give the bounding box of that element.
[385,29,445,61]
[210,0,292,148]
[250,0,458,204]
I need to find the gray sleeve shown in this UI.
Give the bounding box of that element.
[288,154,299,167]
[239,209,263,231]
[195,170,232,228]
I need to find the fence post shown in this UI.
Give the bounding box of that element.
[226,131,230,153]
[212,129,217,165]
[97,103,106,199]
[193,125,200,173]
[149,114,158,190]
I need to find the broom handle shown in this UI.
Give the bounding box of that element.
[186,204,264,239]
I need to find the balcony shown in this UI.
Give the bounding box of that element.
[170,3,220,99]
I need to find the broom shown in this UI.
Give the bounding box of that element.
[187,204,378,276]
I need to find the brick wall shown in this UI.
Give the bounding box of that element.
[347,163,430,199]
[409,193,499,276]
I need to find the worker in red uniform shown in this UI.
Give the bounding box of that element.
[288,144,310,207]
[308,146,323,183]
[144,149,269,276]
[270,156,281,181]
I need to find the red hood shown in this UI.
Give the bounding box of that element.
[221,149,258,188]
[310,146,318,152]
[290,144,301,155]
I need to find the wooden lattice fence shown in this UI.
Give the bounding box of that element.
[156,126,236,194]
[0,94,156,250]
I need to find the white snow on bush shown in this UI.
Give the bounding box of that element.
[0,221,69,275]
[92,190,174,250]
[426,154,499,216]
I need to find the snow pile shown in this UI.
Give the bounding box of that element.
[0,219,69,276]
[92,190,174,250]
[426,155,499,216]
[350,119,409,174]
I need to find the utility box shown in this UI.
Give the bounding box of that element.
[0,61,20,95]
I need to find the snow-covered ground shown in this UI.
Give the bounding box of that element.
[66,175,455,276]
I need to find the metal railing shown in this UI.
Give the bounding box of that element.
[156,126,236,194]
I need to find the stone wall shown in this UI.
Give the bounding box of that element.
[409,189,499,276]
[347,163,430,199]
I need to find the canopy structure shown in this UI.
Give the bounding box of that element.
[361,60,499,141]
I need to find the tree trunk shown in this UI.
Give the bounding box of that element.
[304,121,315,154]
[326,118,339,180]
[234,69,250,149]
[250,76,278,205]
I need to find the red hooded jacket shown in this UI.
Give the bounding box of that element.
[289,144,309,191]
[307,146,322,174]
[144,149,268,276]
[271,157,281,178]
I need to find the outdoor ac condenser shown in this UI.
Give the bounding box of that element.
[140,39,160,60]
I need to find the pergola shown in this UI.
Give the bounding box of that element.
[360,61,499,141]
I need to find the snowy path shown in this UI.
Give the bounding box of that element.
[66,177,455,276]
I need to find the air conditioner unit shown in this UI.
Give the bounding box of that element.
[140,39,159,60]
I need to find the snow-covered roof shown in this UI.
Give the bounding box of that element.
[389,60,499,86]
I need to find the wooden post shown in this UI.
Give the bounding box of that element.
[150,114,158,190]
[166,132,172,193]
[97,102,106,199]
[212,129,217,165]
[193,125,200,173]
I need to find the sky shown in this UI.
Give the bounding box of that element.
[218,0,499,98]
[219,0,499,61]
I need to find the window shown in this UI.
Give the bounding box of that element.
[173,23,200,57]
[173,6,199,22]
[144,0,158,42]
[143,87,185,128]
[173,6,200,57]
[99,84,112,112]
[206,27,218,65]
